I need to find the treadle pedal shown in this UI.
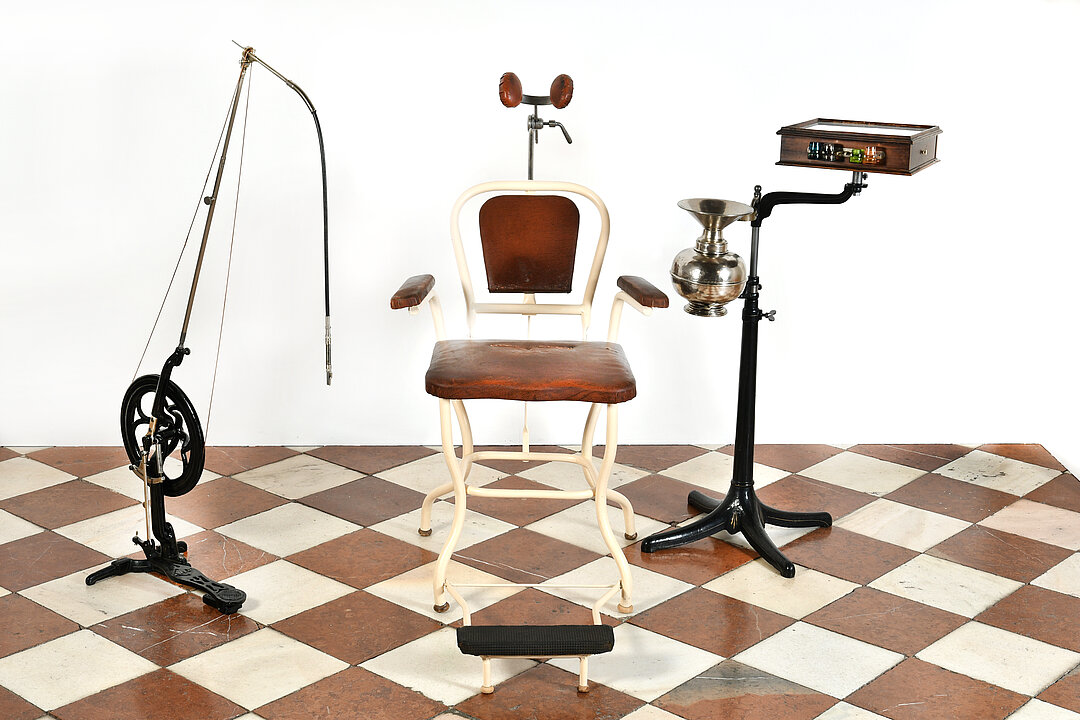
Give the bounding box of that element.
[457,625,615,657]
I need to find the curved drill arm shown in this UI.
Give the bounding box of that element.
[240,45,333,384]
[607,275,668,342]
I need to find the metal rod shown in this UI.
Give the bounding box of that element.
[528,106,537,179]
[730,269,760,489]
[749,225,761,278]
[178,49,254,346]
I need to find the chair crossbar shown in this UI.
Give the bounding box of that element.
[448,582,616,590]
[466,450,589,465]
[472,302,586,316]
[466,486,594,501]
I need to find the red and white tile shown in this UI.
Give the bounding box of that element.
[0,442,1077,719]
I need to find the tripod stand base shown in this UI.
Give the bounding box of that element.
[86,537,246,614]
[640,485,832,578]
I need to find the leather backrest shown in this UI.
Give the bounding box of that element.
[478,194,580,293]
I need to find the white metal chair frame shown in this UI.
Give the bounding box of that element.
[397,180,664,619]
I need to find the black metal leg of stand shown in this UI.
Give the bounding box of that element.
[85,482,246,614]
[640,271,832,577]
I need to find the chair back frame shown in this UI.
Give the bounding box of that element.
[450,180,610,338]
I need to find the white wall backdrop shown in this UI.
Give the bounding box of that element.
[2,0,1078,472]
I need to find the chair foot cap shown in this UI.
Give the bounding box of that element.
[623,532,637,540]
[617,603,633,613]
[434,602,450,613]
[577,685,590,694]
[418,528,432,537]
[481,686,494,694]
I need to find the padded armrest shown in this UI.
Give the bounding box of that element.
[617,276,669,309]
[391,274,435,309]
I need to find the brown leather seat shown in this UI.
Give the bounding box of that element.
[425,339,637,403]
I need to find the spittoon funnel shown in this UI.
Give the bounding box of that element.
[670,198,754,316]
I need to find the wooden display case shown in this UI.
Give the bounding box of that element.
[777,119,941,175]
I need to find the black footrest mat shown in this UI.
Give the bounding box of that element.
[457,625,615,657]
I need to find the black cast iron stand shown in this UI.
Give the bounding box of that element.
[640,176,866,577]
[86,353,246,614]
[85,479,247,614]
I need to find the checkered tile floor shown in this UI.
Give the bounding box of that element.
[1,443,1078,719]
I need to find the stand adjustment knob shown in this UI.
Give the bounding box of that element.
[762,310,776,321]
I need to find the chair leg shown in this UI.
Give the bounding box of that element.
[594,404,634,613]
[579,404,602,491]
[421,397,477,537]
[418,482,453,537]
[605,488,637,540]
[452,399,475,483]
[481,658,494,694]
[433,398,469,612]
[580,404,637,540]
[578,656,590,693]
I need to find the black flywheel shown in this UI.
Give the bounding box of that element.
[120,374,205,496]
